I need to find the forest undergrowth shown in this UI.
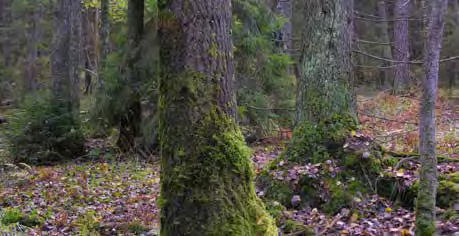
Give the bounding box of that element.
[0,90,458,235]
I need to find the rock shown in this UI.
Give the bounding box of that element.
[291,195,301,208]
[0,116,6,124]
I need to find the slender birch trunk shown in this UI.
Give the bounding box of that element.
[415,0,448,234]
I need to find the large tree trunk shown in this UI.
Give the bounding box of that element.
[116,0,143,152]
[51,0,71,104]
[158,0,277,235]
[415,0,448,234]
[51,0,81,116]
[393,0,411,93]
[295,0,355,125]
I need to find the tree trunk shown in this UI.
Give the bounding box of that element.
[83,6,97,95]
[23,1,40,93]
[99,0,110,86]
[393,0,411,93]
[377,0,394,89]
[415,0,448,234]
[449,0,459,93]
[0,0,11,67]
[274,0,293,74]
[51,0,71,104]
[295,0,355,124]
[158,0,277,235]
[51,0,81,116]
[116,0,143,152]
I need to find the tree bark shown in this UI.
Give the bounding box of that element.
[82,6,97,95]
[23,1,40,93]
[51,0,81,116]
[274,0,293,67]
[158,0,277,235]
[393,0,411,93]
[116,0,143,152]
[415,0,448,234]
[99,0,110,86]
[295,0,355,124]
[377,0,394,88]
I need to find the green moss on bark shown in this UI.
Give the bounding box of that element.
[160,104,277,235]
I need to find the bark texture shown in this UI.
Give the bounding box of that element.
[295,0,355,124]
[51,0,82,116]
[377,0,394,88]
[116,0,143,152]
[274,0,293,63]
[393,0,411,93]
[415,0,448,234]
[158,0,276,235]
[99,0,110,85]
[23,1,41,93]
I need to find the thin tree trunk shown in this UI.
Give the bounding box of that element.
[393,0,411,93]
[83,7,97,95]
[116,0,143,152]
[415,0,448,234]
[449,0,459,92]
[158,0,277,234]
[274,0,293,74]
[295,0,355,124]
[377,0,394,88]
[99,0,110,86]
[0,0,11,67]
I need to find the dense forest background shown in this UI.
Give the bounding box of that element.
[0,0,458,235]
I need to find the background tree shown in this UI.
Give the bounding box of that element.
[415,0,449,234]
[99,0,110,84]
[116,0,143,151]
[376,0,394,88]
[393,0,411,93]
[158,0,277,234]
[294,0,355,125]
[52,0,82,116]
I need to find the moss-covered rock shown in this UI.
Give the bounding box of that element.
[256,116,407,215]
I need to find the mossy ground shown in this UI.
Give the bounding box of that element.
[256,115,458,223]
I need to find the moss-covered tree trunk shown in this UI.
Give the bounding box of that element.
[288,0,356,163]
[158,0,276,235]
[294,0,354,125]
[117,0,143,152]
[415,0,448,234]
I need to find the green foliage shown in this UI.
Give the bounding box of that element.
[233,0,295,135]
[287,114,357,163]
[76,209,99,235]
[4,93,85,164]
[0,208,44,228]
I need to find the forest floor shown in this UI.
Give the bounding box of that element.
[0,90,458,235]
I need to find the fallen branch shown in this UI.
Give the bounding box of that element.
[383,150,459,163]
